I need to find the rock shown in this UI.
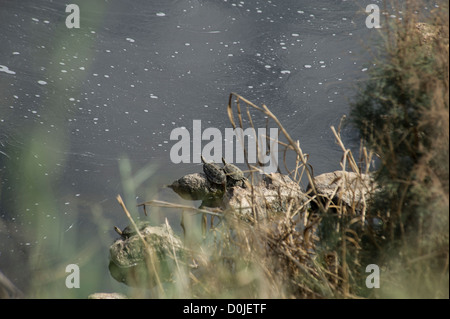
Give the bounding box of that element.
[167,173,223,201]
[223,173,309,219]
[88,292,128,299]
[308,170,376,213]
[415,22,441,45]
[108,222,186,288]
[414,22,448,56]
[168,170,309,219]
[167,169,309,219]
[263,172,302,192]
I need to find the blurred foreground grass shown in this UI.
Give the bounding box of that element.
[1,0,448,299]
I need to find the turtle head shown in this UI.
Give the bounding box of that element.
[222,157,227,165]
[201,155,207,164]
[114,226,123,237]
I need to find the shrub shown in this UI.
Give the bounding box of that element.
[349,0,449,298]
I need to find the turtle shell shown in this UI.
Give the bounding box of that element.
[222,158,245,182]
[120,221,151,238]
[201,155,226,185]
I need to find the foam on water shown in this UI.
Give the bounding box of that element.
[0,0,384,296]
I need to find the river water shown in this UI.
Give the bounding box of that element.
[0,0,384,297]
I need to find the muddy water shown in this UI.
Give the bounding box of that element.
[0,0,383,297]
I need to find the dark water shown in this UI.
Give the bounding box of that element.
[0,0,384,297]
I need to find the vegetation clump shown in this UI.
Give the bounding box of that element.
[349,1,449,298]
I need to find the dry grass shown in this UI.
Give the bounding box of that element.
[124,91,376,299]
[112,0,448,299]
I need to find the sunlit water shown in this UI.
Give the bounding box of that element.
[0,0,386,297]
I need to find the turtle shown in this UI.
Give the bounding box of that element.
[114,221,151,239]
[222,157,247,188]
[109,222,186,288]
[201,155,226,187]
[166,173,223,200]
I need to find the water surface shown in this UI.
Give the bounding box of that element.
[0,0,382,297]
